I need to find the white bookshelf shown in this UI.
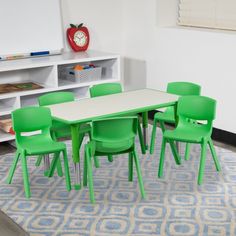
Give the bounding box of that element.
[0,50,121,143]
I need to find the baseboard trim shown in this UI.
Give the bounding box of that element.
[148,110,236,147]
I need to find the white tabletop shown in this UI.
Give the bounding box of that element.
[48,89,178,124]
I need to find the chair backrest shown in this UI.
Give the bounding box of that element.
[12,106,52,133]
[38,91,75,106]
[167,82,201,96]
[89,83,122,97]
[92,116,138,142]
[177,95,216,122]
[165,82,201,114]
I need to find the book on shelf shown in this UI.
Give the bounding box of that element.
[0,82,43,94]
[0,119,15,134]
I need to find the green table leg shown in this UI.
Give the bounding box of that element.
[43,154,50,176]
[142,111,149,150]
[71,124,81,190]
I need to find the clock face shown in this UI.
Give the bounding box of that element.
[74,31,87,47]
[67,26,90,52]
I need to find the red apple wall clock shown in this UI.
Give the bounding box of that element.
[67,23,90,52]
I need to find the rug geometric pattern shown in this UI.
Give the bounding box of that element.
[0,126,235,236]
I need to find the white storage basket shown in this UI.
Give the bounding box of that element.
[61,66,102,83]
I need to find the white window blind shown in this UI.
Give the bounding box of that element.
[179,0,236,31]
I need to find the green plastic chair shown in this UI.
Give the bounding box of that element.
[158,95,221,185]
[35,91,95,173]
[83,116,146,203]
[150,82,201,160]
[6,106,71,198]
[90,83,146,157]
[90,83,122,97]
[38,91,91,140]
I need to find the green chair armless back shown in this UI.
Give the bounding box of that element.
[177,95,216,122]
[89,83,122,97]
[167,82,201,96]
[38,91,75,106]
[13,106,51,134]
[92,117,137,153]
[90,83,146,155]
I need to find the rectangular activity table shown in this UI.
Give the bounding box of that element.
[47,89,178,189]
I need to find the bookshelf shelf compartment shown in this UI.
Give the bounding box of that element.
[0,97,20,116]
[0,130,15,142]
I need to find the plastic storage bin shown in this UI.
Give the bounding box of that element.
[59,65,102,83]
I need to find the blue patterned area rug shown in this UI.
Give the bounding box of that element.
[0,127,235,236]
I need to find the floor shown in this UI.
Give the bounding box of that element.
[0,210,29,236]
[0,127,236,236]
[0,143,28,236]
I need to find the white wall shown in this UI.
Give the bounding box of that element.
[148,27,236,133]
[121,0,153,90]
[122,0,236,133]
[61,0,236,134]
[61,0,123,53]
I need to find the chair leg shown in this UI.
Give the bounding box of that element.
[176,141,181,153]
[85,146,95,203]
[128,152,133,182]
[158,138,167,178]
[6,151,20,184]
[89,131,100,168]
[184,143,191,160]
[169,140,181,165]
[43,154,50,177]
[35,155,43,166]
[150,118,158,155]
[21,153,31,198]
[198,142,207,185]
[159,121,166,133]
[107,155,113,162]
[208,139,221,171]
[137,118,146,154]
[133,149,146,199]
[48,152,60,177]
[83,149,88,187]
[62,149,72,192]
[93,156,100,168]
[56,156,63,177]
[78,132,84,147]
[50,132,63,177]
[47,153,63,178]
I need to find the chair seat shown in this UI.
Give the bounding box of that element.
[19,135,66,155]
[51,120,91,138]
[164,124,211,143]
[154,110,175,123]
[95,139,134,154]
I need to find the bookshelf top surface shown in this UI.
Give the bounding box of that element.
[0,50,120,72]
